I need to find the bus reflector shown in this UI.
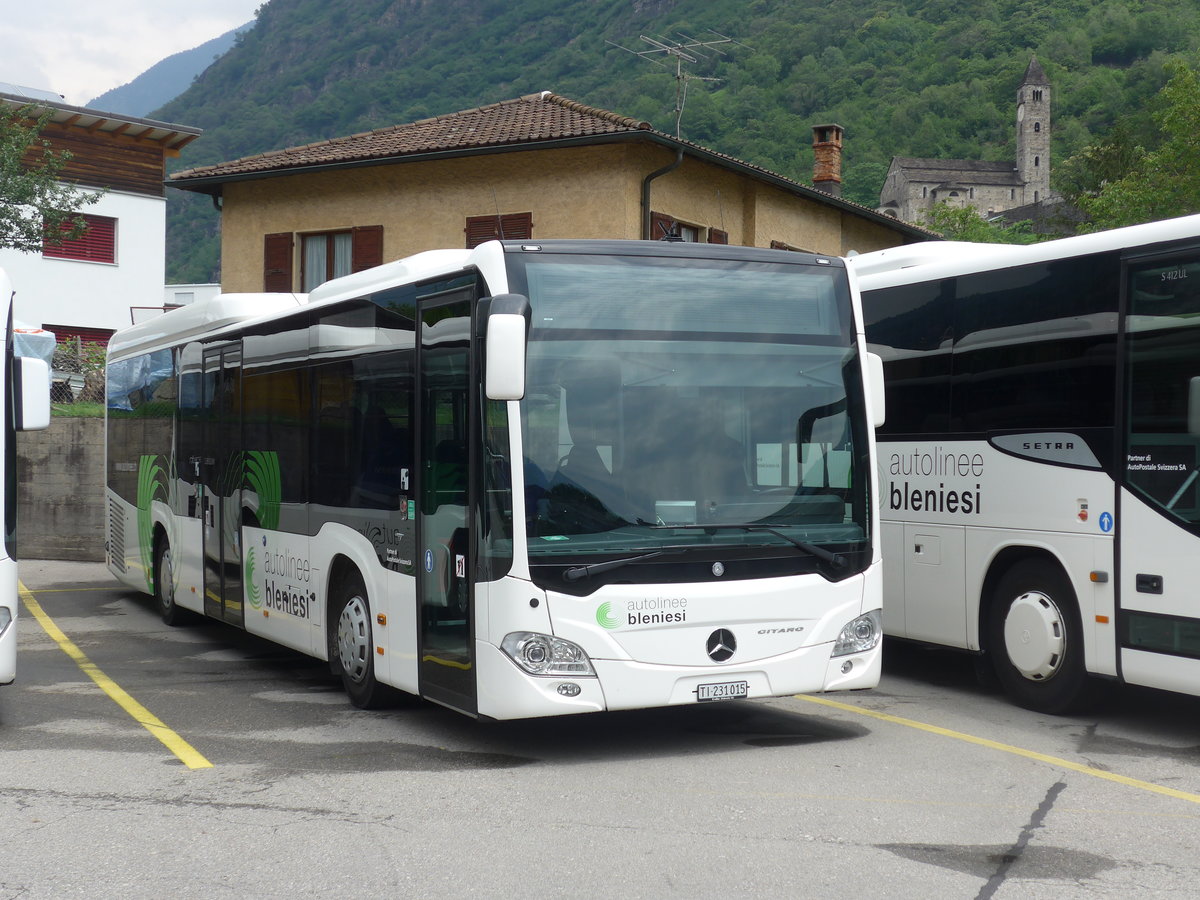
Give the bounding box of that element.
[1090,571,1109,583]
[376,614,387,626]
[376,647,384,655]
[1096,615,1110,624]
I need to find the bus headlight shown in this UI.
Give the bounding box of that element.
[501,632,596,676]
[831,609,882,657]
[0,607,10,638]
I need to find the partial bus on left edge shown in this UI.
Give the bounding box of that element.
[0,268,52,685]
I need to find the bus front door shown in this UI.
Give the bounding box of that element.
[201,344,245,626]
[417,298,476,714]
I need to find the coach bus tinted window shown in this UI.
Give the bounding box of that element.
[863,279,953,435]
[507,251,870,587]
[1125,255,1200,525]
[952,256,1119,431]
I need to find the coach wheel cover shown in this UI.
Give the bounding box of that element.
[1002,590,1066,681]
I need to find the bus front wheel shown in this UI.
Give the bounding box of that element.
[332,574,392,709]
[987,560,1098,715]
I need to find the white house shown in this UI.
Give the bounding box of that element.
[0,84,200,343]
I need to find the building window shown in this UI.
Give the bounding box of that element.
[1034,156,1040,168]
[1033,89,1043,102]
[708,228,728,244]
[264,226,383,292]
[303,231,352,291]
[465,212,532,248]
[42,214,116,263]
[649,212,701,242]
[1034,122,1041,133]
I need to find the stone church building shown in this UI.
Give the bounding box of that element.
[877,58,1052,223]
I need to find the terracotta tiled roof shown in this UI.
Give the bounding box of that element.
[171,91,937,240]
[171,92,652,181]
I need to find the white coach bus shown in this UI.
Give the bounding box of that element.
[855,214,1200,713]
[0,269,51,685]
[105,240,885,719]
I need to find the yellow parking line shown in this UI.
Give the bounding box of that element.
[19,581,213,770]
[799,693,1200,806]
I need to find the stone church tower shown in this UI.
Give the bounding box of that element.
[1016,56,1051,204]
[877,57,1056,222]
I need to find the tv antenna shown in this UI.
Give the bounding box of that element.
[607,30,746,138]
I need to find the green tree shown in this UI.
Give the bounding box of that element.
[1079,63,1200,229]
[921,203,1041,244]
[0,105,101,253]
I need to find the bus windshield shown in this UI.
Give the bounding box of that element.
[511,250,869,576]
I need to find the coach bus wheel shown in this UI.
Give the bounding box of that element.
[333,575,391,709]
[987,560,1097,715]
[154,538,187,627]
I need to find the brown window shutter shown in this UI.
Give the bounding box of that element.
[465,212,533,248]
[351,225,384,272]
[264,232,294,291]
[708,228,729,244]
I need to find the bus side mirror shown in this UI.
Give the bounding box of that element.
[15,356,50,431]
[866,351,886,429]
[485,293,531,401]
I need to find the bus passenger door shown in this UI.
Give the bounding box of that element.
[201,344,246,626]
[417,298,476,714]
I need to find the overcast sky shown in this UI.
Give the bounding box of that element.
[0,1,262,107]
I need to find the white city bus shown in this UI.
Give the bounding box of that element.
[0,269,51,684]
[106,240,885,719]
[854,214,1200,713]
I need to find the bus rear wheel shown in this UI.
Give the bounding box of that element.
[332,574,393,709]
[987,560,1098,715]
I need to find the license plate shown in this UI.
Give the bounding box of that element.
[696,680,749,702]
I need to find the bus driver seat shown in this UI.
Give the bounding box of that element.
[549,363,626,526]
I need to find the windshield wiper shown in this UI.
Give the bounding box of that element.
[563,550,665,582]
[654,524,848,569]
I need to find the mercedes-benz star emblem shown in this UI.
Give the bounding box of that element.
[706,628,736,662]
[712,562,725,577]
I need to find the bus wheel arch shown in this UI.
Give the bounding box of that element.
[981,550,1098,714]
[327,557,392,709]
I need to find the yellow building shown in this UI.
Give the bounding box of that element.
[171,91,933,292]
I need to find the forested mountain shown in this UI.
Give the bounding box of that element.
[155,0,1200,282]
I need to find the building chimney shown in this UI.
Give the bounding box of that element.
[812,124,844,198]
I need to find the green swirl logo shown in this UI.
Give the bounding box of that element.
[596,601,620,630]
[245,548,262,609]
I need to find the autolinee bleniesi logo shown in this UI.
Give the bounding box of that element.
[245,547,262,609]
[596,602,620,629]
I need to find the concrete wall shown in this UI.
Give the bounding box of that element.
[17,418,105,561]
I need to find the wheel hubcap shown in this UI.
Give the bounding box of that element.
[1003,590,1065,681]
[337,595,370,683]
[158,550,174,610]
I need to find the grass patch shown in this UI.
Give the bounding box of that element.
[51,402,104,418]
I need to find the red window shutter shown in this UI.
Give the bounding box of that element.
[351,225,384,272]
[650,211,676,241]
[44,324,116,346]
[42,214,117,263]
[708,229,729,244]
[465,212,532,248]
[264,232,294,291]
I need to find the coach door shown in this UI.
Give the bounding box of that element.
[417,295,476,714]
[201,343,246,626]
